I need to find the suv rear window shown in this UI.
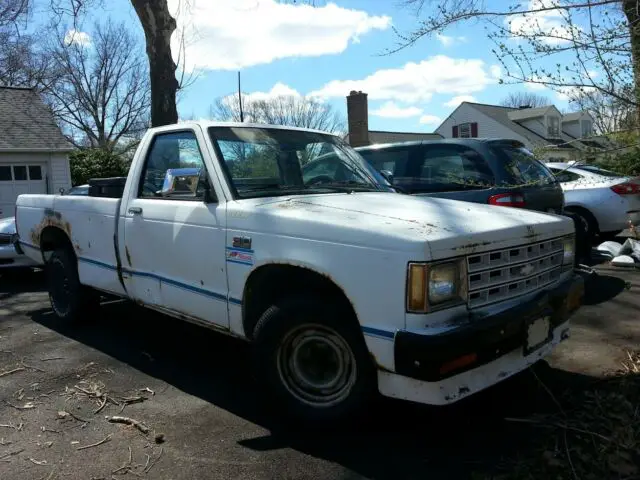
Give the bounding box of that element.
[493,144,557,186]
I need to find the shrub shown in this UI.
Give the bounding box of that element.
[69,149,130,186]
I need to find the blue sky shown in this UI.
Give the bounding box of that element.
[49,0,574,133]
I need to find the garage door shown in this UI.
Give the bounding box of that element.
[0,164,47,218]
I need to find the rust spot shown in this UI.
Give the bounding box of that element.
[453,240,492,254]
[30,209,72,246]
[125,246,132,267]
[73,242,82,253]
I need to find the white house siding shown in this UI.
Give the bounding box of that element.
[50,152,72,193]
[435,103,532,146]
[562,121,582,138]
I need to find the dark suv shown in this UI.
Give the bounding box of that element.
[355,138,564,214]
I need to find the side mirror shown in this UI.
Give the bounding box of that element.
[379,169,394,184]
[198,173,216,203]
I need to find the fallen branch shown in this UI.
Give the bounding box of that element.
[40,357,64,362]
[29,457,47,465]
[0,423,23,431]
[106,416,149,434]
[5,401,36,410]
[94,396,108,415]
[112,446,134,475]
[0,448,24,461]
[57,410,90,423]
[77,434,112,451]
[0,367,25,378]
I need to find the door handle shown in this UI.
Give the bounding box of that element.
[128,207,143,215]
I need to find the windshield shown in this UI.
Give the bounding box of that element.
[493,144,557,186]
[575,165,625,178]
[208,127,391,199]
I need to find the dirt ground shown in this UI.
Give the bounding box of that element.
[0,263,638,480]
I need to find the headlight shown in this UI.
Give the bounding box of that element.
[407,260,466,313]
[562,235,575,266]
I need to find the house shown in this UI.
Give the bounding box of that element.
[0,87,72,218]
[345,91,442,147]
[435,101,611,162]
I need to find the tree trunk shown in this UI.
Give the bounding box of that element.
[130,0,178,127]
[623,0,640,128]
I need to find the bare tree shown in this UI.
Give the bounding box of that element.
[210,93,345,134]
[394,0,640,125]
[569,86,636,133]
[500,92,551,108]
[44,20,150,152]
[130,0,179,127]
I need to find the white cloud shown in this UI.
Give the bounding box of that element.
[371,101,422,118]
[490,65,502,79]
[443,95,476,108]
[508,0,580,45]
[310,55,496,103]
[419,115,442,125]
[555,86,596,102]
[169,0,391,71]
[525,82,547,91]
[436,33,466,47]
[245,82,301,102]
[64,29,91,46]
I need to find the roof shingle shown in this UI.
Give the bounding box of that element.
[0,87,72,151]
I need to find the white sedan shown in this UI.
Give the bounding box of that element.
[546,162,640,237]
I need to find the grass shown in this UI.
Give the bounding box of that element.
[475,352,640,480]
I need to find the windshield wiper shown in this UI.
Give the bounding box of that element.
[315,181,381,192]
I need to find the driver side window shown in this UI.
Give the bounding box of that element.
[302,157,339,184]
[139,131,215,201]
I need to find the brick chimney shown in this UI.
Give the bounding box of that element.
[346,90,369,147]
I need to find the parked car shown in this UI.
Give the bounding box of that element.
[354,138,564,214]
[16,122,583,424]
[0,185,88,270]
[545,162,640,237]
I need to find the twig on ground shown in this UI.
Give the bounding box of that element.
[0,367,25,377]
[40,357,64,362]
[139,387,155,396]
[144,448,163,474]
[94,396,108,415]
[0,448,24,461]
[40,426,60,434]
[57,410,90,423]
[529,367,566,417]
[0,423,23,431]
[112,446,137,476]
[21,361,45,373]
[563,429,578,480]
[0,438,11,445]
[106,416,149,434]
[77,434,112,451]
[5,401,36,410]
[29,457,47,465]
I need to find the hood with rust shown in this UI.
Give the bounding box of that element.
[227,192,573,260]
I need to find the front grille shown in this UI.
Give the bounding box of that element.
[467,237,564,309]
[0,234,12,246]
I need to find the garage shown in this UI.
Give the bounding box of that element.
[0,86,72,219]
[0,164,48,218]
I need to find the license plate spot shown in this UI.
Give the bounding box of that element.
[527,316,551,350]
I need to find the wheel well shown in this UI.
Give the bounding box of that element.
[564,205,599,232]
[39,227,75,261]
[242,264,358,340]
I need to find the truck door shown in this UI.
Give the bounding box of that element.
[121,128,229,328]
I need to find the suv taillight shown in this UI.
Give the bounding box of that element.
[488,193,526,208]
[611,182,640,195]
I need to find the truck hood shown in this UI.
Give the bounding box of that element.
[237,192,572,260]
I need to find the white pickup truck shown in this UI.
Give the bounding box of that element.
[16,122,584,423]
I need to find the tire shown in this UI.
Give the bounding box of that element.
[252,294,377,426]
[564,208,597,262]
[46,248,100,324]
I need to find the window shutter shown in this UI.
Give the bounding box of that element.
[471,122,478,137]
[452,125,459,138]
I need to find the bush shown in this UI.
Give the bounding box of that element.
[69,149,130,186]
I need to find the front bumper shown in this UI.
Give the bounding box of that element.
[378,274,584,405]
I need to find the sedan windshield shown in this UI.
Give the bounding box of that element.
[208,126,391,199]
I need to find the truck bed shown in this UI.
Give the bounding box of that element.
[16,194,126,296]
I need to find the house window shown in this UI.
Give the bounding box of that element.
[452,122,478,138]
[547,116,560,137]
[581,120,592,137]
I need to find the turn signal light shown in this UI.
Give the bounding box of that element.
[439,353,478,375]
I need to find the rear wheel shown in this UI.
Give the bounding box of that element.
[46,248,100,324]
[252,294,376,426]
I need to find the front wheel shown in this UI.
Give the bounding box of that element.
[46,248,100,324]
[252,295,376,425]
